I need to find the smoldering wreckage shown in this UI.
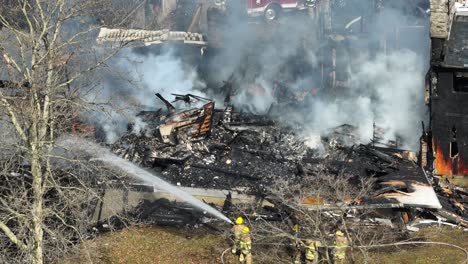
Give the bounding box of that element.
[91,1,468,228]
[2,0,468,262]
[103,90,467,227]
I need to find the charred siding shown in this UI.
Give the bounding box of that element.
[430,11,468,176]
[431,68,468,176]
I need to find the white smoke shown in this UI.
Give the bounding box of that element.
[232,78,276,114]
[85,47,206,143]
[352,50,426,149]
[296,50,426,150]
[206,2,429,150]
[87,2,429,150]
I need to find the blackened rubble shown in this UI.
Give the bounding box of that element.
[432,180,468,226]
[110,94,441,210]
[112,97,308,191]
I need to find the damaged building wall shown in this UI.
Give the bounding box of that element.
[430,0,457,63]
[429,1,468,177]
[430,68,468,176]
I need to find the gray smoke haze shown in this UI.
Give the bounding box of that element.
[204,1,429,150]
[85,47,206,143]
[88,1,429,151]
[295,50,426,150]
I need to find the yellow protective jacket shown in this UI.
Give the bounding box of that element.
[232,224,246,241]
[305,241,320,260]
[239,233,252,254]
[334,235,349,260]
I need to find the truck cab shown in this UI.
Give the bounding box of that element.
[246,0,312,20]
[214,0,316,20]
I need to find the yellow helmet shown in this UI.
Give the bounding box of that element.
[336,230,344,236]
[292,224,300,232]
[242,226,250,234]
[235,217,244,225]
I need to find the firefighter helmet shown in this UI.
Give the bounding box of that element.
[293,224,300,232]
[242,226,250,234]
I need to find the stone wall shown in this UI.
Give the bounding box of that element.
[430,0,457,38]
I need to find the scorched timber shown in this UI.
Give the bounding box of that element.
[108,95,445,220]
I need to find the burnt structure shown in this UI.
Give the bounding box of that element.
[428,1,468,176]
[109,93,443,209]
[91,0,468,226]
[101,92,468,227]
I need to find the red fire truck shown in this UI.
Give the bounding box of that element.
[246,0,314,20]
[215,0,316,21]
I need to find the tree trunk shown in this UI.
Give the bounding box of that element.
[31,147,44,264]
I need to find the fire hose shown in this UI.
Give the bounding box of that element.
[221,247,231,264]
[221,241,468,264]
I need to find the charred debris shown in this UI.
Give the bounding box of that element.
[0,0,466,231]
[105,89,467,229]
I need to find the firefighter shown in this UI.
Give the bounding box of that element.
[239,226,252,264]
[333,230,349,264]
[232,216,246,254]
[304,239,320,264]
[292,224,301,264]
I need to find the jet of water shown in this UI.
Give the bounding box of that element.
[59,136,233,224]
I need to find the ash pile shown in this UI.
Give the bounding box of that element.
[111,93,309,192]
[108,93,467,227]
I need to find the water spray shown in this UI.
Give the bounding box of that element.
[60,136,233,224]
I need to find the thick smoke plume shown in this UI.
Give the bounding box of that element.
[204,1,429,150]
[85,47,205,143]
[295,50,426,150]
[89,1,429,151]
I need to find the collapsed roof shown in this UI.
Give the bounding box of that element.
[110,94,442,211]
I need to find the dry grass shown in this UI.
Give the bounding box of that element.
[437,176,468,188]
[65,226,237,264]
[66,226,467,264]
[352,227,468,264]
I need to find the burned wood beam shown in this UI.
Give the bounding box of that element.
[171,93,211,104]
[155,93,175,111]
[361,146,396,164]
[431,209,468,228]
